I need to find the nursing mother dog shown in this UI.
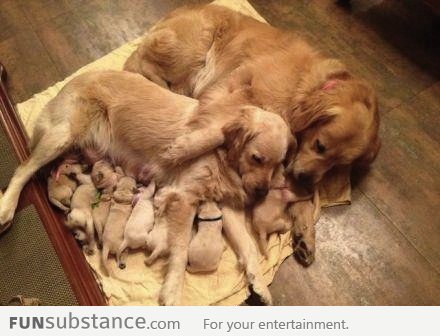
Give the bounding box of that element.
[0,70,291,305]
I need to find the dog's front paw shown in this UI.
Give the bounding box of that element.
[159,282,181,306]
[293,234,315,267]
[161,139,190,165]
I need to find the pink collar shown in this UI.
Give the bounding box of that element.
[322,79,341,91]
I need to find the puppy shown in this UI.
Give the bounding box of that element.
[91,160,122,245]
[102,176,136,271]
[65,174,97,254]
[252,166,311,257]
[144,187,176,266]
[47,161,84,213]
[119,181,156,255]
[187,201,224,273]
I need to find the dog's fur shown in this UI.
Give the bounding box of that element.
[119,181,156,255]
[252,166,311,258]
[0,70,290,305]
[102,176,137,271]
[47,161,83,213]
[65,175,97,254]
[125,4,380,185]
[187,201,224,273]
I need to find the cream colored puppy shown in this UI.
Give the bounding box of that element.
[91,160,123,245]
[102,176,136,272]
[47,161,84,213]
[65,174,97,255]
[187,201,224,273]
[252,166,311,257]
[119,181,155,255]
[144,187,176,266]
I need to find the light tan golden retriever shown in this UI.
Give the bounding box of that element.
[0,70,290,305]
[124,4,381,185]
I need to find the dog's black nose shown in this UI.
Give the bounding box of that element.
[254,186,269,198]
[297,172,313,185]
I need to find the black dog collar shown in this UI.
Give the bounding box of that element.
[197,215,223,222]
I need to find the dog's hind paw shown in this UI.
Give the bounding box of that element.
[159,286,180,306]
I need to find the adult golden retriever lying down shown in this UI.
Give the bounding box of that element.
[0,70,291,305]
[124,4,381,185]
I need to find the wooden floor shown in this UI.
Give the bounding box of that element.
[0,0,439,305]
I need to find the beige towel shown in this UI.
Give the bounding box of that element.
[15,0,350,305]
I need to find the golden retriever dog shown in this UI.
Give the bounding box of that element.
[124,4,381,185]
[0,70,291,305]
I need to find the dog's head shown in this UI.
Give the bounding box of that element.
[288,59,380,185]
[222,106,293,202]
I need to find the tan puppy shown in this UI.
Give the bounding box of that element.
[119,181,156,255]
[144,187,175,266]
[252,166,311,258]
[65,174,97,255]
[91,160,123,245]
[47,161,84,213]
[187,201,224,273]
[102,176,136,271]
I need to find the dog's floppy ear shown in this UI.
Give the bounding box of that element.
[291,59,349,132]
[355,135,381,167]
[222,108,256,163]
[283,132,298,168]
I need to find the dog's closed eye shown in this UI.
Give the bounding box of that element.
[315,139,326,154]
[252,154,264,164]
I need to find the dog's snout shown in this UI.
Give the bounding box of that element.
[254,186,269,199]
[297,172,313,185]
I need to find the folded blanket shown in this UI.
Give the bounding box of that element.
[16,0,350,305]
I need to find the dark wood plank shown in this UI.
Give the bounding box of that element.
[358,84,440,271]
[0,29,61,103]
[270,189,440,305]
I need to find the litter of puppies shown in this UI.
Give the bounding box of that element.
[45,152,320,304]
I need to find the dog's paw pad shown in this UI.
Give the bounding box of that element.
[294,240,315,267]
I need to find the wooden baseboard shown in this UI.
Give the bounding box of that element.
[0,63,106,306]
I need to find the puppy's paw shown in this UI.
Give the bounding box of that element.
[250,277,273,306]
[293,234,315,267]
[82,245,95,256]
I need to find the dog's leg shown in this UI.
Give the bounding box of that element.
[0,128,72,227]
[289,197,317,267]
[222,206,273,305]
[158,196,195,306]
[161,128,225,165]
[82,214,96,255]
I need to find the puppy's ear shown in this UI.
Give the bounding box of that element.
[355,135,381,167]
[222,108,256,163]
